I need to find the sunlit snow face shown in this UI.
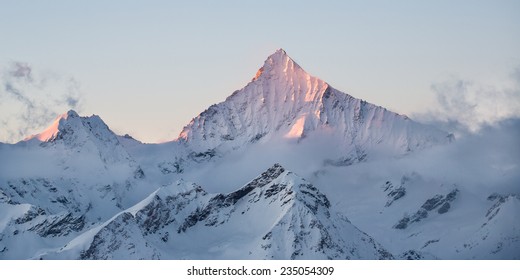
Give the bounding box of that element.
[284,115,306,139]
[24,112,69,142]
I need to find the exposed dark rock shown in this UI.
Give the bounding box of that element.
[133,167,145,179]
[161,232,169,242]
[55,196,70,205]
[437,202,451,214]
[385,186,406,207]
[299,183,331,213]
[135,196,172,234]
[15,207,46,224]
[445,189,459,202]
[80,213,134,260]
[188,149,216,162]
[322,87,332,99]
[29,213,85,237]
[398,250,436,260]
[8,181,27,198]
[421,239,440,249]
[323,150,367,167]
[250,133,266,143]
[394,189,459,229]
[158,160,184,174]
[376,248,394,260]
[422,194,445,211]
[179,164,287,232]
[410,209,428,223]
[122,134,135,140]
[383,181,392,192]
[264,184,287,198]
[487,193,504,201]
[484,193,519,226]
[221,134,234,141]
[178,163,335,239]
[394,216,410,229]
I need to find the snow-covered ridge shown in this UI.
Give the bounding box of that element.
[35,164,392,260]
[177,49,451,162]
[1,49,516,260]
[24,110,79,142]
[21,109,143,176]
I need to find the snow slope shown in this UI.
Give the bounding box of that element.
[0,49,517,260]
[37,164,392,260]
[0,110,154,259]
[177,49,451,165]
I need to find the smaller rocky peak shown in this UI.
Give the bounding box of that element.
[23,110,79,142]
[65,109,79,118]
[221,163,286,205]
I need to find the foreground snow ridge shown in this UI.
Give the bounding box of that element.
[33,164,392,260]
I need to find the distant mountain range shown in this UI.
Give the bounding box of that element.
[0,49,517,259]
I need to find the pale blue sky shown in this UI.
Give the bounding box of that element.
[1,0,519,143]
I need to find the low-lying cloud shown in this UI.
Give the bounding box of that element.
[0,61,83,143]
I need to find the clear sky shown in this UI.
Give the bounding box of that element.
[1,0,519,143]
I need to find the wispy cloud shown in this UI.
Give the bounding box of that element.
[415,67,520,135]
[0,61,83,143]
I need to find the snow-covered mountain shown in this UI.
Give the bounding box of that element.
[0,110,147,214]
[0,49,518,260]
[36,164,392,260]
[322,169,520,260]
[177,49,451,165]
[0,110,154,259]
[23,109,144,178]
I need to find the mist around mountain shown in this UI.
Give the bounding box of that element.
[0,50,518,260]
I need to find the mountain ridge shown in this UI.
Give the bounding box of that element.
[35,164,392,260]
[1,49,516,260]
[176,49,451,165]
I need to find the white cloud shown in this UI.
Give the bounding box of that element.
[414,68,520,135]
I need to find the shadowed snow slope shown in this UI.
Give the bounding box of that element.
[1,50,517,260]
[37,164,392,260]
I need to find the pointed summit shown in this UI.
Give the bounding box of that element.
[66,109,79,118]
[265,48,289,64]
[178,49,450,162]
[252,49,305,81]
[23,110,139,167]
[25,110,113,144]
[24,110,78,142]
[24,110,116,146]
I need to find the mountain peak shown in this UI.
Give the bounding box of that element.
[66,109,79,118]
[24,110,78,142]
[264,48,299,69]
[276,48,287,54]
[23,110,116,147]
[252,49,303,81]
[268,48,288,61]
[178,50,450,159]
[22,110,138,168]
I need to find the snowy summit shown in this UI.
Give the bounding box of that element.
[0,49,518,260]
